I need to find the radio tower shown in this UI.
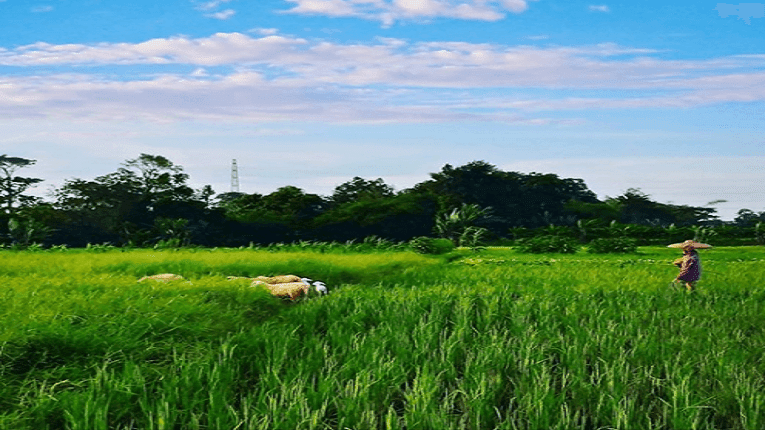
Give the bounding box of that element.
[230,159,240,193]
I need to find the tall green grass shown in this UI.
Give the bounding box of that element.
[1,247,764,429]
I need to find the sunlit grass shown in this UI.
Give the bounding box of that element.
[0,246,764,429]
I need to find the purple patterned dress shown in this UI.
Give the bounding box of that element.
[675,250,701,282]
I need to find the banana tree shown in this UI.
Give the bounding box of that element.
[434,203,490,246]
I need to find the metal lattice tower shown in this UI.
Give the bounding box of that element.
[231,159,240,193]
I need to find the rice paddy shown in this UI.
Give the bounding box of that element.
[1,246,764,429]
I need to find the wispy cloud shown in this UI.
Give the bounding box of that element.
[588,5,610,13]
[251,28,280,36]
[194,0,236,20]
[2,33,765,123]
[195,0,234,11]
[31,5,53,12]
[206,9,236,19]
[715,3,765,24]
[283,0,537,27]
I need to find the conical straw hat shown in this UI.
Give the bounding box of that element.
[667,239,712,249]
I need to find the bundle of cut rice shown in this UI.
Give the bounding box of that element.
[138,273,185,282]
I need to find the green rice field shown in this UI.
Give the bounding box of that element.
[1,246,764,429]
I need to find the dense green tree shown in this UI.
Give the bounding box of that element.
[116,153,195,207]
[313,191,437,242]
[565,200,621,223]
[219,193,262,220]
[214,192,246,207]
[223,187,327,236]
[4,204,61,246]
[607,188,717,227]
[330,177,395,206]
[196,185,216,209]
[0,155,47,245]
[519,173,599,225]
[258,186,327,225]
[734,209,765,226]
[0,155,43,215]
[54,154,197,215]
[415,161,600,231]
[213,187,327,244]
[51,154,212,246]
[22,154,757,247]
[423,161,519,210]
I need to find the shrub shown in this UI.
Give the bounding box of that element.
[85,242,117,252]
[586,237,638,254]
[515,235,578,254]
[409,236,456,255]
[459,226,488,251]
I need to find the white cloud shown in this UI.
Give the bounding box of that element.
[31,5,53,12]
[588,5,610,13]
[283,0,536,26]
[2,33,305,66]
[284,0,358,16]
[206,8,236,19]
[194,0,236,19]
[190,68,209,77]
[716,3,765,24]
[251,28,280,35]
[500,0,530,13]
[195,0,234,11]
[2,33,765,124]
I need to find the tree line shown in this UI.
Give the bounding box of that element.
[1,154,763,249]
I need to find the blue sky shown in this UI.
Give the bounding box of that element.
[1,0,764,220]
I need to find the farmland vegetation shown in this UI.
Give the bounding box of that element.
[2,153,764,428]
[2,246,765,429]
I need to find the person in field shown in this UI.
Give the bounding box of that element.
[669,240,712,291]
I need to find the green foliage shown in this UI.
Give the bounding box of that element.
[409,236,456,254]
[423,161,600,229]
[50,154,211,247]
[434,203,490,245]
[516,235,579,254]
[20,156,759,248]
[575,218,605,243]
[152,217,190,248]
[539,224,575,237]
[85,242,117,252]
[0,154,43,215]
[254,237,410,254]
[508,226,530,241]
[586,237,639,254]
[7,217,51,247]
[330,176,394,205]
[607,188,718,226]
[692,225,718,244]
[459,225,488,251]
